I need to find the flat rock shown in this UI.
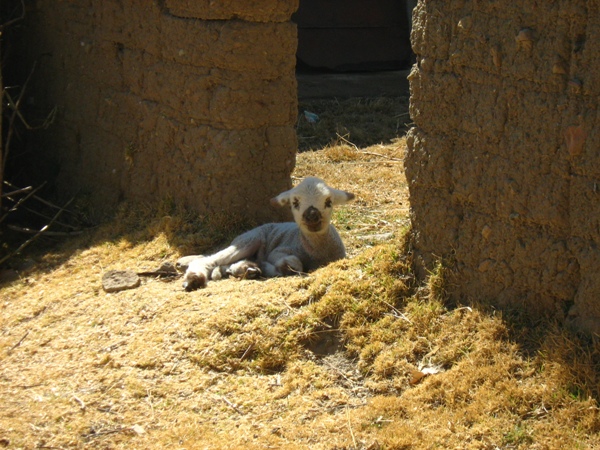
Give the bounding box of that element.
[102,270,140,293]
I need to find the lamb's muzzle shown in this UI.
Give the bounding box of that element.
[180,176,355,291]
[302,206,323,232]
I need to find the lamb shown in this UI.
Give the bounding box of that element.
[180,176,355,291]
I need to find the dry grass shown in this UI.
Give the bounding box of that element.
[1,98,599,449]
[297,97,411,151]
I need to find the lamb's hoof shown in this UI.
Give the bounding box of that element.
[183,272,206,291]
[227,261,262,280]
[211,266,227,281]
[243,265,262,280]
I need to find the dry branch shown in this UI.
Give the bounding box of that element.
[4,89,57,131]
[6,224,84,237]
[0,196,76,266]
[1,185,32,198]
[0,182,46,224]
[4,180,79,217]
[8,330,29,352]
[3,61,38,175]
[219,395,244,415]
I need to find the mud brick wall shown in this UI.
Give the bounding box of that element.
[20,0,299,222]
[406,0,600,334]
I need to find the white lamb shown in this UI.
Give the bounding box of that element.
[180,176,355,291]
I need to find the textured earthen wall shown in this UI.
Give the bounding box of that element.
[21,0,298,222]
[406,0,600,334]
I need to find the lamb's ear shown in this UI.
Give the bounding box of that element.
[270,189,292,208]
[331,188,355,205]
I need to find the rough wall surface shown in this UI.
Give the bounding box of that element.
[406,0,600,334]
[21,0,298,222]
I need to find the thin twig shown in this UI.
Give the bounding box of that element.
[346,406,358,448]
[4,204,82,230]
[5,90,57,130]
[9,330,29,352]
[7,224,84,236]
[336,133,360,150]
[83,427,126,439]
[381,300,412,323]
[0,182,46,225]
[72,395,86,411]
[137,270,180,278]
[1,185,32,198]
[220,396,244,415]
[358,151,403,162]
[4,181,79,216]
[336,133,403,162]
[3,60,38,170]
[240,343,254,361]
[0,196,76,266]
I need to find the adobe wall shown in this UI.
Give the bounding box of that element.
[406,0,600,334]
[19,0,299,222]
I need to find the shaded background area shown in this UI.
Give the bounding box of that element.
[294,0,414,72]
[292,0,414,153]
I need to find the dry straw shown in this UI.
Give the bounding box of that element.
[1,100,598,449]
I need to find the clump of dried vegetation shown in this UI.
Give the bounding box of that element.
[297,97,411,151]
[1,98,599,449]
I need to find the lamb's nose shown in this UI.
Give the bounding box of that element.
[303,206,321,223]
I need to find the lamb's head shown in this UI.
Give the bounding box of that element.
[271,177,355,234]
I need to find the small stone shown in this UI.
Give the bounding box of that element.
[131,424,146,435]
[569,78,583,93]
[490,45,502,68]
[481,225,492,240]
[457,16,472,32]
[564,125,586,157]
[478,259,496,272]
[515,28,535,52]
[102,270,140,293]
[552,56,568,75]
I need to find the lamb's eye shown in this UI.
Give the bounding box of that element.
[325,198,332,208]
[292,198,300,210]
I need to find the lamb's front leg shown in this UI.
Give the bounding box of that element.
[183,234,262,291]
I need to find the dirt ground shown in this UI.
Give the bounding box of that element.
[1,97,599,449]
